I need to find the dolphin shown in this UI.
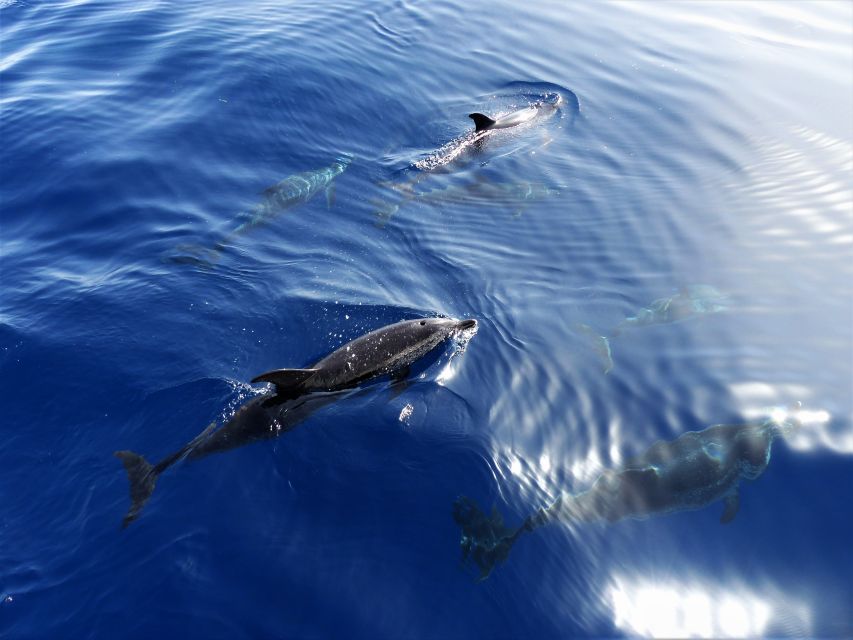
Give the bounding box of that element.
[577,285,730,373]
[373,178,561,227]
[454,409,801,580]
[468,99,560,133]
[251,316,477,398]
[116,316,477,526]
[168,154,353,267]
[115,391,338,528]
[613,285,729,336]
[412,95,562,173]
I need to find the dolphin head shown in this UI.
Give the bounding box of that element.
[335,153,354,169]
[408,316,477,341]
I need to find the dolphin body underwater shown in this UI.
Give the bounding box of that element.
[116,317,477,527]
[374,178,562,227]
[169,154,353,267]
[453,410,800,580]
[578,285,730,373]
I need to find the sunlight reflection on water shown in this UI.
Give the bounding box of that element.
[609,575,811,638]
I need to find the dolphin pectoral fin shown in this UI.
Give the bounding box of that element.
[325,183,336,209]
[575,323,614,374]
[115,450,158,528]
[720,492,740,524]
[469,112,496,132]
[388,367,412,400]
[251,368,318,395]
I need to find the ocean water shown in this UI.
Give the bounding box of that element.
[1,0,851,637]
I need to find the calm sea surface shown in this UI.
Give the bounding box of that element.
[1,1,851,637]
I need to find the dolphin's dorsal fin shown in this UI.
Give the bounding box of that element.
[251,368,318,394]
[720,492,740,524]
[469,113,496,133]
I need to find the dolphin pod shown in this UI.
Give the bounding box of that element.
[453,409,801,580]
[141,90,796,590]
[116,317,477,526]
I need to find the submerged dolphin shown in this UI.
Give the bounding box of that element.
[578,285,730,373]
[116,316,477,526]
[373,178,561,227]
[168,154,353,267]
[116,391,337,528]
[613,285,729,335]
[454,410,800,580]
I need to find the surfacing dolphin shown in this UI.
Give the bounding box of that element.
[116,316,477,526]
[168,154,353,267]
[453,408,800,580]
[251,316,477,398]
[578,285,730,373]
[414,94,562,172]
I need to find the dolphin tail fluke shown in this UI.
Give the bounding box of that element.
[114,450,158,528]
[469,112,496,133]
[453,496,529,580]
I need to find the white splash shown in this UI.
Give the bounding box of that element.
[398,403,414,424]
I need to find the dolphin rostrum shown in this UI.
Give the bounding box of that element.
[116,316,477,527]
[454,409,801,580]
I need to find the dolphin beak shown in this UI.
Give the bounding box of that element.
[458,318,477,331]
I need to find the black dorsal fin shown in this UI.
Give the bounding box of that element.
[251,368,318,394]
[469,113,496,133]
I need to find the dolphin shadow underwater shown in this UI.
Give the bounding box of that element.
[116,316,477,527]
[453,408,801,580]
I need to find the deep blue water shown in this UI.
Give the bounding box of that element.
[2,0,852,637]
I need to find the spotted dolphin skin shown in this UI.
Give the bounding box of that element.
[168,154,352,267]
[116,316,477,526]
[454,410,800,580]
